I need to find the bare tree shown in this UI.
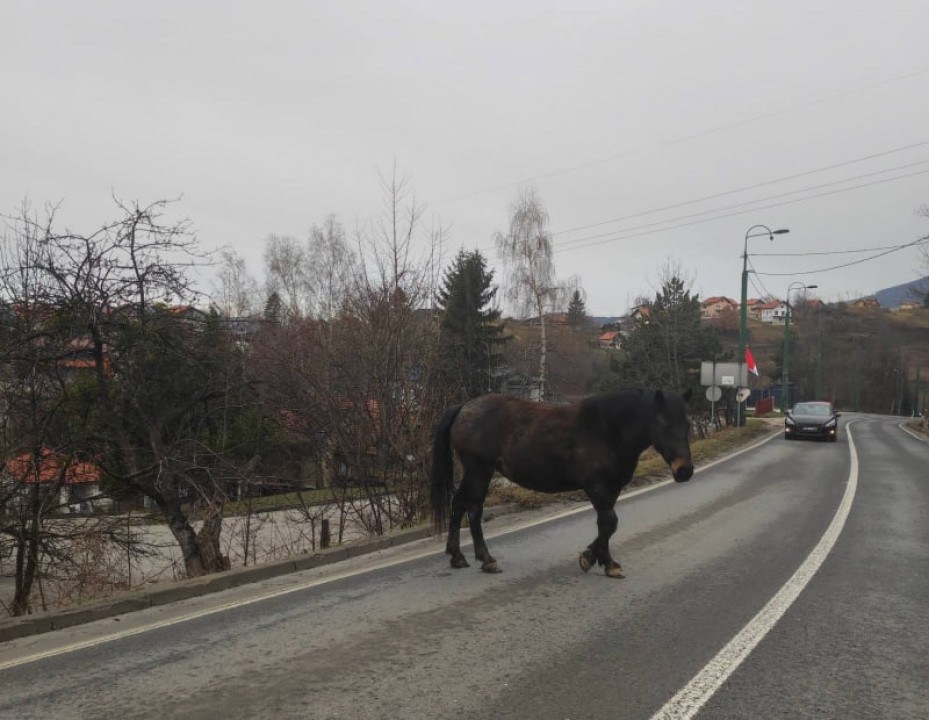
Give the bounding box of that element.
[495,187,559,400]
[307,215,356,321]
[212,249,259,317]
[0,202,165,612]
[248,170,450,540]
[1,199,253,581]
[264,234,309,320]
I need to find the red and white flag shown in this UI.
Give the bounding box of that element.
[745,347,759,376]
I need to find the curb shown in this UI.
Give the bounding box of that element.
[0,503,524,643]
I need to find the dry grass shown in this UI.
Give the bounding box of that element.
[485,419,777,509]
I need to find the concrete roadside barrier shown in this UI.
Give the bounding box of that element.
[0,504,525,643]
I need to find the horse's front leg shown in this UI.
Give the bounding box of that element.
[579,491,624,578]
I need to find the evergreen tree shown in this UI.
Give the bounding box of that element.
[263,291,284,323]
[567,289,587,328]
[608,276,720,398]
[437,250,507,399]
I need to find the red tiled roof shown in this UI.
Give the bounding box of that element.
[702,296,736,306]
[4,448,101,485]
[757,300,786,310]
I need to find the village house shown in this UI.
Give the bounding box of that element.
[758,300,788,324]
[629,305,650,324]
[744,298,766,320]
[701,296,738,319]
[598,330,622,350]
[2,448,108,514]
[851,297,880,309]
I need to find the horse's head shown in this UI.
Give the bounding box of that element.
[650,388,694,482]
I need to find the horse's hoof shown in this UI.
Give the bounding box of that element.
[579,550,595,573]
[450,555,470,569]
[604,562,625,579]
[481,561,502,574]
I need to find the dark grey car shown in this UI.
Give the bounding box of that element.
[785,401,840,442]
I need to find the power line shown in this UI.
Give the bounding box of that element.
[545,158,929,252]
[545,168,929,256]
[747,257,776,300]
[754,238,929,257]
[551,139,929,238]
[755,234,929,277]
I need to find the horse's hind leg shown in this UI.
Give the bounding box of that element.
[579,492,624,578]
[446,484,470,569]
[463,460,500,573]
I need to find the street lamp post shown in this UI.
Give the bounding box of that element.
[738,225,789,426]
[782,281,817,412]
[814,302,824,399]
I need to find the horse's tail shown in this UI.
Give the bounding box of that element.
[430,403,463,532]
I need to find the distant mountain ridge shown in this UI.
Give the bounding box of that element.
[873,276,929,308]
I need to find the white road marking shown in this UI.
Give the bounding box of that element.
[650,422,860,720]
[898,421,929,443]
[0,426,781,671]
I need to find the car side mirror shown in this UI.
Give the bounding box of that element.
[835,412,842,417]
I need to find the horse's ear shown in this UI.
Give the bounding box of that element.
[682,387,693,402]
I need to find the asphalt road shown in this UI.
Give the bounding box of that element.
[0,415,926,720]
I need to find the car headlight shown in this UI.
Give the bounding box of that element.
[785,417,796,426]
[824,418,837,428]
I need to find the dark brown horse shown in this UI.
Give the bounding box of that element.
[430,389,694,577]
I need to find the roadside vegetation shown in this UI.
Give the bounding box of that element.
[2,183,926,617]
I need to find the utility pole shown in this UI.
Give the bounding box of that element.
[815,305,823,399]
[783,282,816,412]
[916,366,922,417]
[739,225,789,425]
[854,342,861,411]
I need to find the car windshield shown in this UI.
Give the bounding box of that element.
[793,403,832,416]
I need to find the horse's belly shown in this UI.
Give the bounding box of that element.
[504,458,576,493]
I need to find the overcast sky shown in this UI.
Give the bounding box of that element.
[4,1,929,315]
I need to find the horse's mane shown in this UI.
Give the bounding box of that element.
[579,389,653,437]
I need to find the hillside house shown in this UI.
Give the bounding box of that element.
[598,330,622,350]
[701,296,738,319]
[745,298,766,320]
[851,297,880,309]
[2,448,108,513]
[629,305,651,324]
[758,300,788,324]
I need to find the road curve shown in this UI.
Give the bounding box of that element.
[0,415,926,720]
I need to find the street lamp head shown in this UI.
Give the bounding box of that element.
[745,224,790,242]
[787,281,817,296]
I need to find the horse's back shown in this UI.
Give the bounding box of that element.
[450,394,525,459]
[451,394,584,490]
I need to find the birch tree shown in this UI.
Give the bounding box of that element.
[212,249,259,317]
[495,187,558,400]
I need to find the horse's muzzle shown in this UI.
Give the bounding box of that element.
[671,459,694,482]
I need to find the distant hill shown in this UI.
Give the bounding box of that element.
[590,316,624,328]
[873,276,929,308]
